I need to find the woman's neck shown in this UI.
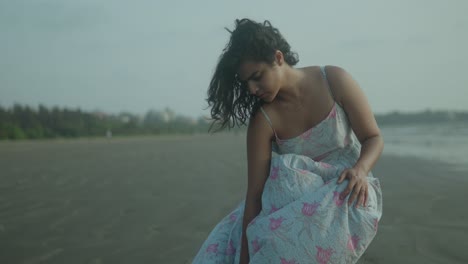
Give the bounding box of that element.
[275,66,309,107]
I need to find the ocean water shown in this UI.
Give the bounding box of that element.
[380,123,468,171]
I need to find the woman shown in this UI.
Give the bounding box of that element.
[192,18,384,264]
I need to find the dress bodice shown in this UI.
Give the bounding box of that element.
[271,101,362,170]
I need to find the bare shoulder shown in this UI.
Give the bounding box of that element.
[301,65,323,81]
[247,106,275,143]
[322,65,359,105]
[323,65,349,78]
[323,65,381,142]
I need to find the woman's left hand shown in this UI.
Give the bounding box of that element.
[336,165,369,208]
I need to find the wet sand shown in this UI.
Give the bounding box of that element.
[0,133,467,264]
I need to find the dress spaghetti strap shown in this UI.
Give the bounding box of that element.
[259,107,278,139]
[320,65,336,102]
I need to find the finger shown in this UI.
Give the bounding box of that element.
[342,179,356,200]
[356,189,366,208]
[348,186,361,206]
[350,181,365,206]
[364,189,368,207]
[337,170,348,183]
[356,186,366,207]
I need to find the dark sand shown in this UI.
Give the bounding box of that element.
[0,133,467,264]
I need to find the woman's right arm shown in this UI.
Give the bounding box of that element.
[239,109,274,264]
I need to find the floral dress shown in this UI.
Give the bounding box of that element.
[192,66,383,264]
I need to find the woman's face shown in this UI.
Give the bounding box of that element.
[236,52,284,102]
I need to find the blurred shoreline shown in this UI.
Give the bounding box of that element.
[2,126,466,171]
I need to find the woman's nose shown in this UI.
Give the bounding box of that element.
[247,82,258,95]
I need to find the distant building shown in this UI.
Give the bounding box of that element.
[92,111,109,120]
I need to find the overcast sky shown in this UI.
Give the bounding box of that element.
[1,0,467,118]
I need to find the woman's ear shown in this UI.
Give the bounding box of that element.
[274,50,284,66]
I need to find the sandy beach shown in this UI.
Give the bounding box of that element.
[0,133,467,264]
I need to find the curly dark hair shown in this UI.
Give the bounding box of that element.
[205,18,299,132]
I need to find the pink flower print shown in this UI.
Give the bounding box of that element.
[269,204,279,214]
[329,105,337,119]
[297,169,309,175]
[373,218,379,232]
[347,234,361,252]
[229,213,237,222]
[251,237,261,253]
[333,191,345,206]
[276,137,284,145]
[225,239,236,256]
[315,246,334,264]
[314,152,330,162]
[270,165,280,180]
[206,243,218,253]
[280,257,298,264]
[324,179,333,185]
[299,128,313,139]
[301,202,320,217]
[320,162,332,169]
[343,133,350,146]
[269,216,285,231]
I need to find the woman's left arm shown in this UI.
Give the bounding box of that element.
[325,65,384,207]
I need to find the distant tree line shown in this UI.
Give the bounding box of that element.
[0,104,466,140]
[375,109,468,126]
[0,104,223,140]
